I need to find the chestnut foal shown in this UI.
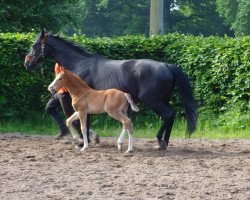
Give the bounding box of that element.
[48,68,139,153]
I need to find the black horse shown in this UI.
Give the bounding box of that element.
[24,30,198,150]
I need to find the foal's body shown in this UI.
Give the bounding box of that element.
[49,68,139,153]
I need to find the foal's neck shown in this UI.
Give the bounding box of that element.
[65,74,92,98]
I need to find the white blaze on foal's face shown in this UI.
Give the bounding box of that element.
[48,72,65,92]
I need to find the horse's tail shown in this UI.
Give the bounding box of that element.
[168,64,198,135]
[124,93,139,112]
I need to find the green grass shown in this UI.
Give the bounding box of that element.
[0,112,249,139]
[0,115,58,136]
[93,120,250,139]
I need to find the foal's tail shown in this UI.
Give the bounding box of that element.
[168,64,198,135]
[124,93,139,112]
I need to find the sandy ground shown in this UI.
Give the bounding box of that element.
[0,133,249,200]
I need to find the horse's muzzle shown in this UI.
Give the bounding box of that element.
[24,60,35,71]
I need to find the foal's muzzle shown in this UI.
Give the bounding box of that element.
[48,87,57,95]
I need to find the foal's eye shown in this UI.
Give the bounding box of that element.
[58,77,62,80]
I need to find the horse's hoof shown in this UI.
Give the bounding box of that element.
[77,143,84,148]
[94,134,101,144]
[157,141,167,150]
[74,142,83,149]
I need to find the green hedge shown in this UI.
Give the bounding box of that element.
[0,33,249,119]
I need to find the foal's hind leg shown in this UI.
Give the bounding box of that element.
[126,124,134,153]
[117,128,126,151]
[78,111,89,151]
[108,112,134,153]
[117,111,128,151]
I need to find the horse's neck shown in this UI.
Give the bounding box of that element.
[47,37,88,70]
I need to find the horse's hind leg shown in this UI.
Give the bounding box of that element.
[162,105,175,149]
[145,101,175,150]
[86,114,100,144]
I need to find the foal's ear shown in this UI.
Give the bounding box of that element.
[60,66,66,73]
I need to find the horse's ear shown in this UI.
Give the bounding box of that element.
[40,28,48,35]
[40,28,44,37]
[40,28,48,43]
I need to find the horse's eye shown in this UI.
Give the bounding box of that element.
[58,77,62,80]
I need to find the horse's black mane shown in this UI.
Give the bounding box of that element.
[50,34,104,58]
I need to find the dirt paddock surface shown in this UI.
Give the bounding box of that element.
[0,133,249,200]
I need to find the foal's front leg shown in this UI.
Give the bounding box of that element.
[78,111,88,151]
[66,111,81,140]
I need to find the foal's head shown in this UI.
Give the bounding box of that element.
[48,67,90,95]
[48,68,68,94]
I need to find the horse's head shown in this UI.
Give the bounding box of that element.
[24,29,53,71]
[48,67,68,94]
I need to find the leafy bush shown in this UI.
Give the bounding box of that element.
[0,33,249,128]
[0,33,54,118]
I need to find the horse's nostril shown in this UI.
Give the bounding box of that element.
[24,61,35,71]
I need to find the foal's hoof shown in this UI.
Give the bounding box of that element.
[80,147,88,151]
[125,149,133,154]
[117,143,122,151]
[158,141,167,150]
[123,150,134,157]
[77,139,84,144]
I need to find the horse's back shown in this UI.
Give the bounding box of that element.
[81,58,175,102]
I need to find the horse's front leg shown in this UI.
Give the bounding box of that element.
[66,112,81,140]
[86,114,91,142]
[78,111,88,151]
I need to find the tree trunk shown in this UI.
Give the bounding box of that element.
[150,0,164,35]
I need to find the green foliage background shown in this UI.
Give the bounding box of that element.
[0,0,236,37]
[216,0,250,36]
[0,33,249,129]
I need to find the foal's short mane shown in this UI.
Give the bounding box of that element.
[65,70,91,89]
